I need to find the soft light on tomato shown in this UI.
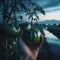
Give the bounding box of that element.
[22,28,41,45]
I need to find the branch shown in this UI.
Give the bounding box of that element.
[6,0,16,23]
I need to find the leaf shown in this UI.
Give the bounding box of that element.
[34,14,39,20]
[33,18,37,21]
[26,12,31,16]
[39,9,45,15]
[18,1,28,11]
[28,14,32,19]
[33,12,39,20]
[27,8,31,11]
[28,16,31,19]
[18,15,23,20]
[32,2,37,6]
[34,6,45,15]
[14,6,20,12]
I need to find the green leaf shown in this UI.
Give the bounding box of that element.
[15,7,20,12]
[26,12,31,16]
[40,9,45,15]
[28,14,32,19]
[34,6,45,15]
[34,14,39,20]
[28,16,31,19]
[33,18,37,21]
[18,15,23,20]
[27,8,31,11]
[18,1,28,11]
[32,2,37,6]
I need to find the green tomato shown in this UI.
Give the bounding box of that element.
[6,24,21,37]
[34,29,41,42]
[9,45,12,49]
[13,41,16,45]
[22,29,41,45]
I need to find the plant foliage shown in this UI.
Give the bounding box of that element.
[0,0,45,60]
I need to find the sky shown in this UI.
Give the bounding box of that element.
[36,0,60,21]
[22,0,60,22]
[0,0,60,23]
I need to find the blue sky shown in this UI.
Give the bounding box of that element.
[22,0,60,21]
[36,0,60,21]
[0,0,60,23]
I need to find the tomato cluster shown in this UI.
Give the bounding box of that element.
[20,22,42,45]
[5,22,42,45]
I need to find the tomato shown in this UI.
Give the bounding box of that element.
[6,24,21,37]
[34,29,41,42]
[20,22,31,30]
[22,28,41,45]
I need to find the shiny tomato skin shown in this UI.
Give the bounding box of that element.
[22,29,41,45]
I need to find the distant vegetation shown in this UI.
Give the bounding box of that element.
[38,20,60,24]
[40,23,60,39]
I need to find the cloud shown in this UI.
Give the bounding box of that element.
[39,0,60,13]
[43,1,60,8]
[34,0,60,13]
[45,6,60,12]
